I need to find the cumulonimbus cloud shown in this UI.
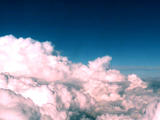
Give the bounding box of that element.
[0,35,159,120]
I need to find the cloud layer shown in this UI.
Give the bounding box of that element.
[0,35,159,120]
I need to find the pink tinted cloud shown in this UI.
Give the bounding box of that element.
[0,35,159,120]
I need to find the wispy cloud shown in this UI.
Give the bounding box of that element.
[112,66,160,71]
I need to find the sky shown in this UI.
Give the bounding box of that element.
[1,1,160,119]
[0,0,160,78]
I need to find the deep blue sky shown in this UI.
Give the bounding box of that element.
[0,0,160,77]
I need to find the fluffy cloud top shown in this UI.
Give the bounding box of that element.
[0,35,159,120]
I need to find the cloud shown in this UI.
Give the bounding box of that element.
[112,66,160,71]
[0,35,159,120]
[142,100,160,120]
[0,88,41,120]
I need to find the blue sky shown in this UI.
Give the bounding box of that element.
[0,0,160,78]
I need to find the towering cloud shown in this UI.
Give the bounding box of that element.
[0,35,159,120]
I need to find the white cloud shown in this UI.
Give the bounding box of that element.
[0,89,41,120]
[0,35,159,120]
